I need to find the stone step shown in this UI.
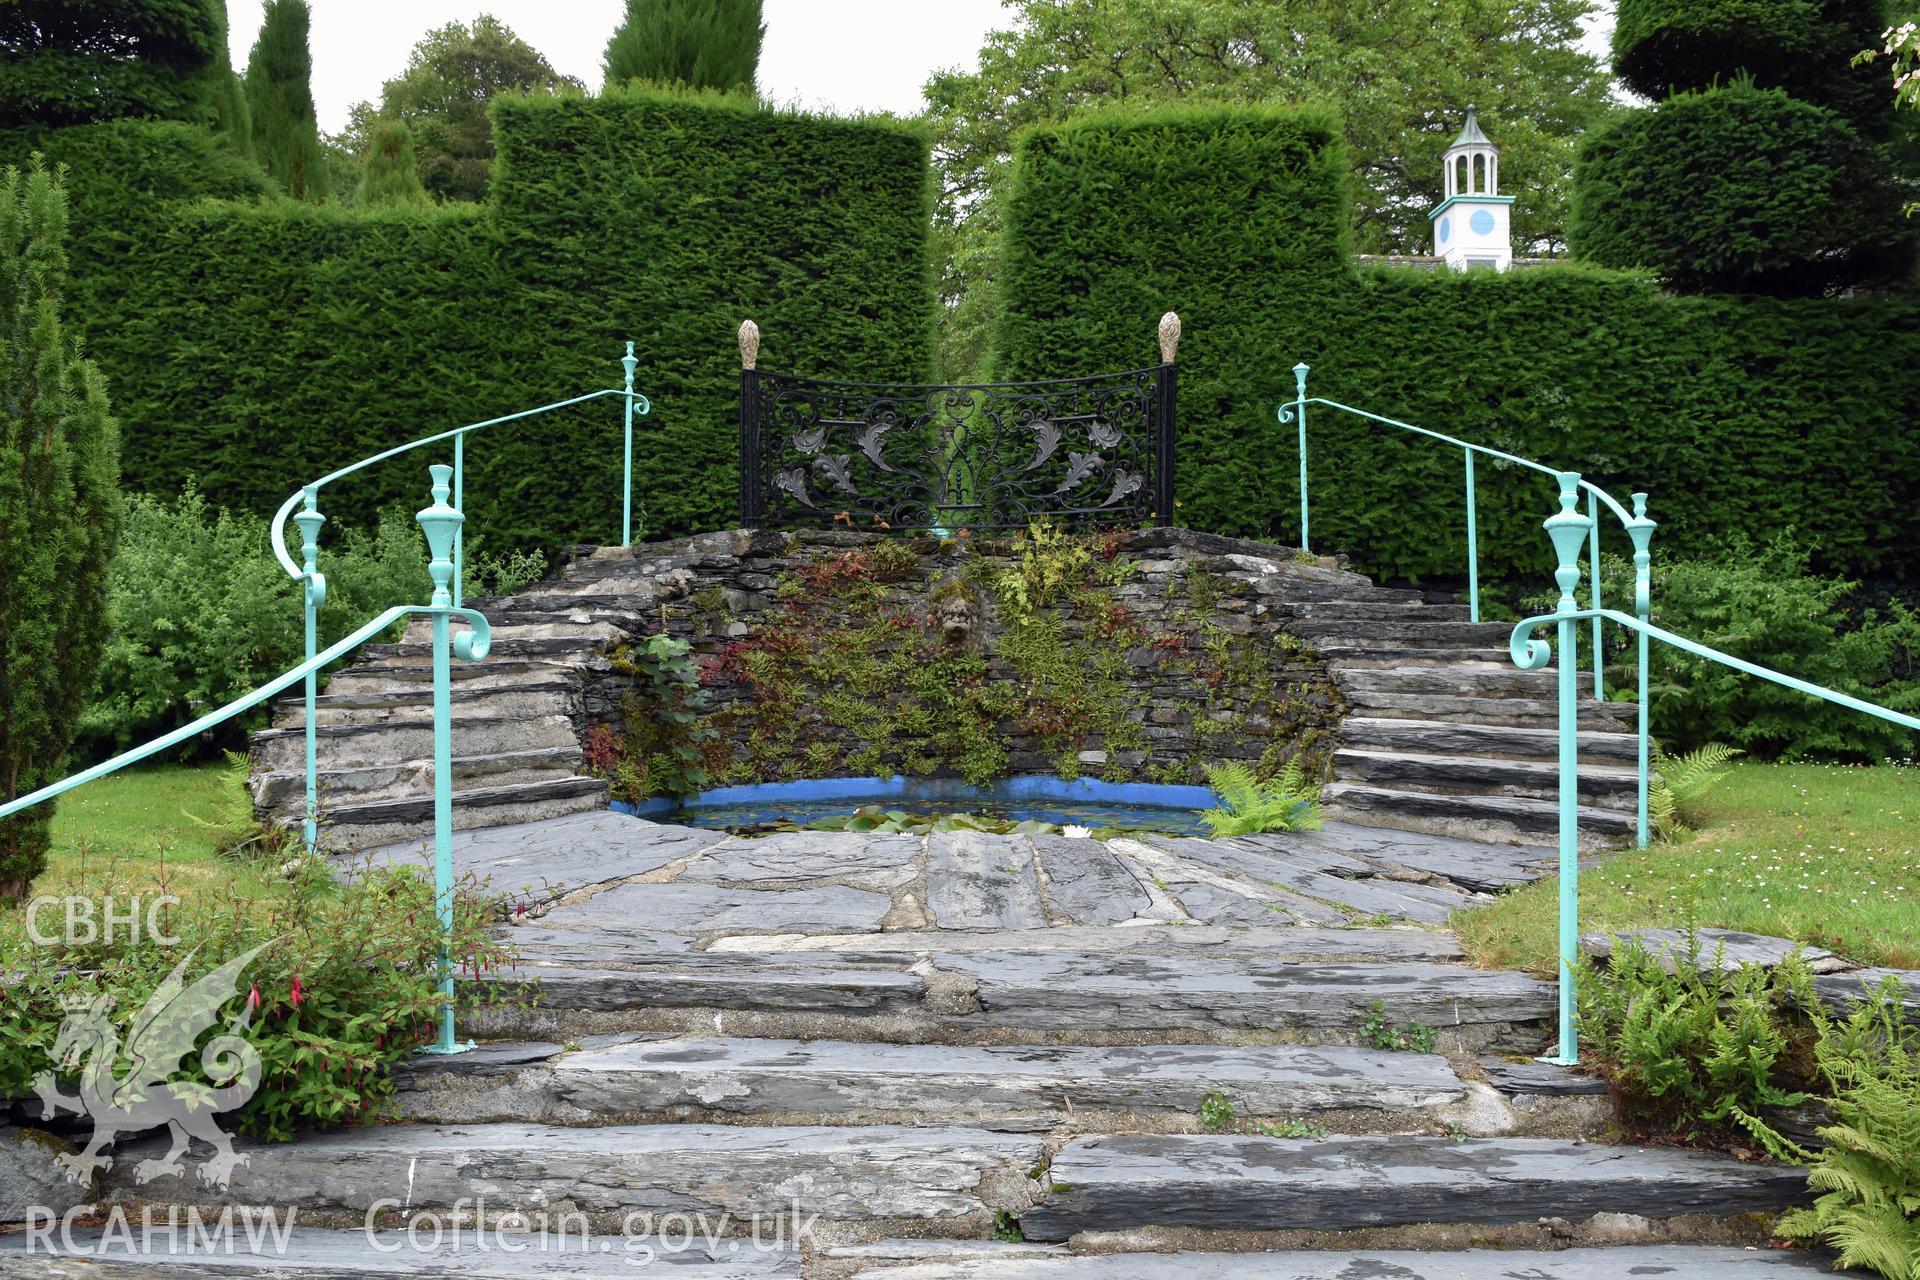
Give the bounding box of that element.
[317,776,607,853]
[252,714,581,772]
[1336,666,1568,698]
[831,1245,1836,1278]
[479,950,1551,1052]
[5,1227,799,1276]
[323,656,576,696]
[1341,689,1640,731]
[399,617,627,647]
[393,1036,1470,1127]
[1293,619,1511,646]
[1321,782,1636,849]
[270,680,575,730]
[1332,748,1639,809]
[1317,645,1506,668]
[1018,1134,1808,1242]
[103,1122,1044,1227]
[360,635,607,664]
[1339,716,1640,764]
[1287,599,1471,623]
[251,746,583,812]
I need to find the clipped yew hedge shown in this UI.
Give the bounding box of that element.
[1570,81,1911,295]
[990,104,1920,585]
[0,0,234,127]
[3,89,934,549]
[1611,0,1893,126]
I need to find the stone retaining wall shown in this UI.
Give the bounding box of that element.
[578,527,1351,798]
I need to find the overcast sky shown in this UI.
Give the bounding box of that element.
[230,1,1616,136]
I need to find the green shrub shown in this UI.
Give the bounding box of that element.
[354,120,429,209]
[1571,80,1910,295]
[987,105,1920,583]
[80,487,426,759]
[1578,937,1814,1142]
[0,862,514,1140]
[0,162,123,902]
[1579,539,1920,760]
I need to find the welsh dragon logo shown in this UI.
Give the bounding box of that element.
[32,942,270,1190]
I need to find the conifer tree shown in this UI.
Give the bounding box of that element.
[603,0,765,94]
[0,162,123,903]
[244,0,330,200]
[355,120,430,209]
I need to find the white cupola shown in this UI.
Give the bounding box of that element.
[1428,106,1514,271]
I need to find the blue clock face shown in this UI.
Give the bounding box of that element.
[1439,216,1451,244]
[1470,209,1496,236]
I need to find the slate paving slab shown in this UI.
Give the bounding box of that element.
[502,955,926,1014]
[835,1246,1836,1278]
[400,1037,1466,1122]
[1581,928,1848,974]
[1815,967,1920,1022]
[363,811,724,906]
[1020,1135,1809,1240]
[1476,1055,1608,1097]
[535,879,893,937]
[703,926,1464,962]
[932,952,1553,1032]
[2,1228,797,1277]
[926,832,1048,930]
[103,1123,1045,1222]
[1138,835,1465,925]
[1294,821,1555,893]
[1106,839,1347,926]
[679,832,922,891]
[1028,836,1152,925]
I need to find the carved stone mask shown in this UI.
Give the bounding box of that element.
[937,592,975,645]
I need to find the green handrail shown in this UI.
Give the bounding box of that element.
[0,466,496,1055]
[1280,367,1658,847]
[268,345,648,854]
[1511,471,1920,1067]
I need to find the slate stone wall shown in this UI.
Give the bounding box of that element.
[577,527,1350,794]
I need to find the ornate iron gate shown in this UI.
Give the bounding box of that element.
[737,314,1180,530]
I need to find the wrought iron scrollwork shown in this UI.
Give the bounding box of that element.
[740,366,1173,530]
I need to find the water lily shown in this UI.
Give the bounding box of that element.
[1062,824,1093,839]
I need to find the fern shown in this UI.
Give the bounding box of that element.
[181,749,292,861]
[1200,760,1322,837]
[1770,979,1920,1280]
[1648,743,1743,838]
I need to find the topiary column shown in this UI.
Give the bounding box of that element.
[1571,0,1912,293]
[0,162,123,903]
[244,0,330,202]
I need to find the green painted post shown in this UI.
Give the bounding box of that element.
[1587,490,1604,702]
[622,341,638,546]
[1542,470,1594,1066]
[1293,364,1310,553]
[415,465,474,1057]
[1464,449,1480,623]
[451,435,464,610]
[1626,493,1658,849]
[293,492,326,854]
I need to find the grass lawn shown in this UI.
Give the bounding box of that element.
[1457,760,1920,974]
[0,762,282,951]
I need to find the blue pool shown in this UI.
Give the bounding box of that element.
[614,775,1216,836]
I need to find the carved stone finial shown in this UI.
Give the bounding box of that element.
[738,319,761,371]
[1158,311,1181,364]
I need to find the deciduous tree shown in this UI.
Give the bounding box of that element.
[339,16,581,204]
